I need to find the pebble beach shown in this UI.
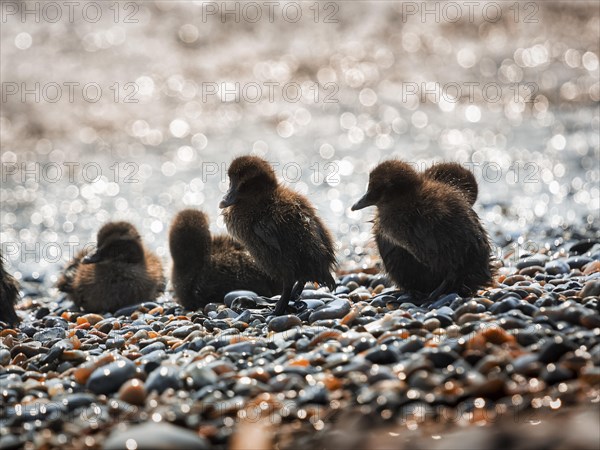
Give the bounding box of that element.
[2,232,600,449]
[1,1,599,449]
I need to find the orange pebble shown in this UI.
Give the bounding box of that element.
[583,260,600,275]
[76,317,88,325]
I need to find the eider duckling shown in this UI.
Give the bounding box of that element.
[57,222,165,313]
[0,251,20,325]
[220,156,337,316]
[352,160,493,298]
[371,162,481,295]
[169,208,279,309]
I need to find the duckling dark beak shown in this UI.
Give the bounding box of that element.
[81,251,102,264]
[351,193,374,211]
[219,187,238,208]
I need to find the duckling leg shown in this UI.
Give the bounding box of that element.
[274,280,294,316]
[427,279,449,301]
[290,281,305,301]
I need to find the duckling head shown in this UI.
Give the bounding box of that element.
[220,156,278,208]
[82,221,144,265]
[352,160,421,210]
[169,209,211,269]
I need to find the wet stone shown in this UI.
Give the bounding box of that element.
[10,342,43,358]
[44,317,69,329]
[538,337,577,364]
[519,266,545,276]
[231,296,257,310]
[145,365,182,394]
[309,299,351,323]
[118,379,146,406]
[454,301,486,317]
[298,299,325,311]
[545,259,570,275]
[106,337,126,349]
[371,295,396,308]
[104,422,210,450]
[182,363,218,389]
[580,280,600,298]
[430,294,459,309]
[233,309,253,324]
[113,304,146,317]
[489,297,520,315]
[172,325,198,338]
[516,256,548,270]
[33,327,66,344]
[139,341,166,355]
[0,349,11,365]
[86,359,137,395]
[365,345,400,364]
[541,364,574,384]
[300,289,335,300]
[39,346,64,365]
[566,256,593,269]
[269,315,302,332]
[569,239,599,255]
[580,314,600,329]
[423,348,460,368]
[512,354,542,375]
[224,290,258,307]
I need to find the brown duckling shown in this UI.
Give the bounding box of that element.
[371,162,481,295]
[169,208,279,309]
[352,160,493,298]
[0,251,20,325]
[220,156,337,316]
[57,222,165,313]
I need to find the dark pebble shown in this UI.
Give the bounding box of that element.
[541,364,574,384]
[309,299,351,323]
[569,239,598,255]
[231,296,257,310]
[566,256,593,269]
[538,337,576,364]
[489,297,520,315]
[516,256,547,270]
[104,422,210,450]
[423,348,460,368]
[86,359,137,394]
[580,280,600,298]
[268,315,302,332]
[364,345,400,364]
[145,365,182,394]
[545,260,570,275]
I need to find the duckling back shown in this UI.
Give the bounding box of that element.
[169,209,278,310]
[424,162,478,205]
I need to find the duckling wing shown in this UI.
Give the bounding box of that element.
[253,219,282,253]
[56,249,90,293]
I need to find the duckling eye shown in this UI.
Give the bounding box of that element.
[236,180,246,191]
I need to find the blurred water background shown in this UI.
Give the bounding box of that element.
[1,1,598,284]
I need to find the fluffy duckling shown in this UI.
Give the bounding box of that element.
[57,222,165,313]
[169,209,279,309]
[423,162,478,206]
[371,162,481,294]
[0,251,20,325]
[353,160,493,297]
[220,156,337,316]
